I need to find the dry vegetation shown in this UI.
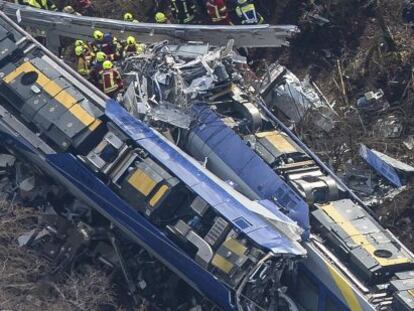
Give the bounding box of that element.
[0,201,116,311]
[278,0,414,248]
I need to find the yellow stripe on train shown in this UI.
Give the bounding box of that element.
[3,61,101,130]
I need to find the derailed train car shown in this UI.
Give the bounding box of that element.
[120,42,414,310]
[183,58,414,311]
[0,12,306,310]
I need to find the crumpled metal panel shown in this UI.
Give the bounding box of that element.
[189,104,310,237]
[106,99,305,255]
[359,144,407,188]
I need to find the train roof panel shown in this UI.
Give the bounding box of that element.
[105,99,306,255]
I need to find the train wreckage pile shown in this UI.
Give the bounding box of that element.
[6,1,414,310]
[120,38,414,209]
[5,32,414,311]
[120,40,336,134]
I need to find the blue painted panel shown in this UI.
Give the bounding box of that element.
[105,100,304,253]
[45,153,236,310]
[359,144,402,188]
[1,128,235,310]
[190,104,310,237]
[0,131,36,153]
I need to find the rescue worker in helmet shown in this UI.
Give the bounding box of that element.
[123,36,145,57]
[24,0,57,11]
[102,33,121,60]
[74,0,94,16]
[155,12,169,23]
[99,61,124,98]
[235,0,264,25]
[90,51,107,85]
[169,0,197,24]
[124,12,139,23]
[90,30,105,53]
[75,46,90,79]
[206,0,232,25]
[75,40,94,62]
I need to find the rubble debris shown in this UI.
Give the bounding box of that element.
[360,144,414,188]
[372,115,404,138]
[260,63,337,132]
[122,41,246,127]
[342,162,376,196]
[0,153,16,168]
[301,2,330,27]
[356,89,389,113]
[17,228,49,247]
[404,136,414,150]
[402,0,414,24]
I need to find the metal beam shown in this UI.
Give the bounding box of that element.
[0,1,299,48]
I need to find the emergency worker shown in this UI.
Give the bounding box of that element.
[124,12,139,23]
[24,0,57,11]
[155,12,168,23]
[89,51,106,85]
[206,0,232,25]
[235,0,264,25]
[90,30,105,53]
[99,61,123,98]
[101,33,120,60]
[74,0,94,15]
[170,0,197,24]
[123,36,145,57]
[75,46,90,79]
[75,40,94,62]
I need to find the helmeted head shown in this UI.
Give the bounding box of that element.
[96,51,106,62]
[63,6,75,13]
[93,30,104,41]
[75,46,84,56]
[126,36,136,45]
[155,12,167,23]
[103,60,113,70]
[75,40,84,47]
[103,33,113,43]
[124,12,133,22]
[237,0,248,4]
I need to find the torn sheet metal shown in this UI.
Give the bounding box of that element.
[359,144,414,187]
[121,42,246,128]
[18,228,49,247]
[260,64,336,132]
[372,115,403,138]
[0,153,16,167]
[150,104,192,129]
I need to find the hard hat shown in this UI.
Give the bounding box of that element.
[124,12,133,21]
[155,12,167,23]
[93,30,104,40]
[63,6,75,13]
[75,40,84,47]
[103,60,113,70]
[126,36,136,45]
[237,0,248,3]
[75,46,84,56]
[103,33,113,43]
[96,51,106,62]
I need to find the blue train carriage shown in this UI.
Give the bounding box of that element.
[0,11,307,310]
[179,59,414,310]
